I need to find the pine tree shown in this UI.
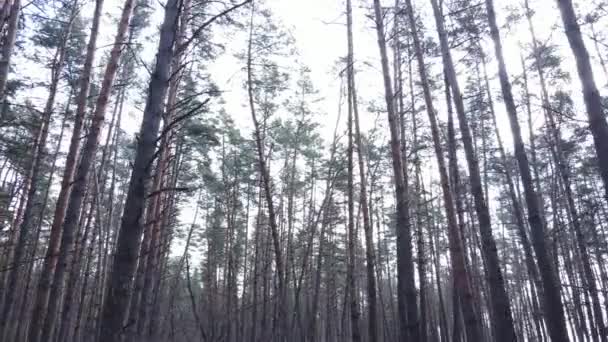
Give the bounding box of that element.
[484,0,569,340]
[371,0,419,340]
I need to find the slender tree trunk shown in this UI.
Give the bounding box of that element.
[0,0,20,100]
[1,8,74,338]
[428,201,449,342]
[136,131,170,336]
[346,24,362,342]
[484,1,570,341]
[138,22,191,328]
[72,216,102,342]
[540,3,608,340]
[548,91,605,341]
[27,0,102,340]
[346,1,377,340]
[59,77,121,341]
[430,2,517,340]
[97,0,179,339]
[589,21,608,82]
[11,103,69,342]
[38,0,136,339]
[309,85,342,342]
[250,184,263,342]
[485,55,545,341]
[371,1,419,340]
[402,1,482,340]
[556,0,608,206]
[58,174,100,342]
[246,4,286,341]
[445,75,484,342]
[407,35,429,342]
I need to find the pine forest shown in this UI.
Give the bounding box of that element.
[0,0,607,341]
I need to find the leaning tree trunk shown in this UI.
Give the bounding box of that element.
[523,7,594,335]
[553,1,608,339]
[246,4,286,341]
[346,23,362,342]
[98,0,180,339]
[484,0,569,341]
[556,0,608,207]
[429,1,517,340]
[524,10,597,333]
[403,1,483,340]
[371,1,419,340]
[0,0,20,100]
[10,104,68,342]
[137,0,191,331]
[0,8,74,338]
[347,0,377,340]
[28,0,104,339]
[308,92,342,342]
[38,0,136,340]
[486,54,545,341]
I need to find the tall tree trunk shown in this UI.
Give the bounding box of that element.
[407,33,429,342]
[484,0,569,340]
[403,1,482,340]
[1,8,74,338]
[346,0,377,340]
[58,95,120,342]
[486,54,545,341]
[549,2,607,339]
[428,198,449,342]
[246,4,286,341]
[346,19,362,342]
[38,0,136,338]
[30,1,104,330]
[128,123,158,332]
[11,103,69,342]
[371,1,419,340]
[0,0,20,100]
[523,12,589,331]
[429,1,517,340]
[98,0,180,339]
[137,116,172,336]
[57,173,100,342]
[138,28,191,329]
[309,86,342,342]
[556,0,608,205]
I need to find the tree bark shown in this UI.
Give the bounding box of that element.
[29,3,102,336]
[0,0,20,100]
[31,1,103,324]
[402,1,482,340]
[11,103,68,342]
[371,1,419,340]
[98,0,180,339]
[38,0,136,338]
[484,0,569,340]
[429,2,517,340]
[347,0,377,340]
[1,8,74,338]
[486,54,545,342]
[246,4,286,341]
[556,0,608,206]
[346,18,362,341]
